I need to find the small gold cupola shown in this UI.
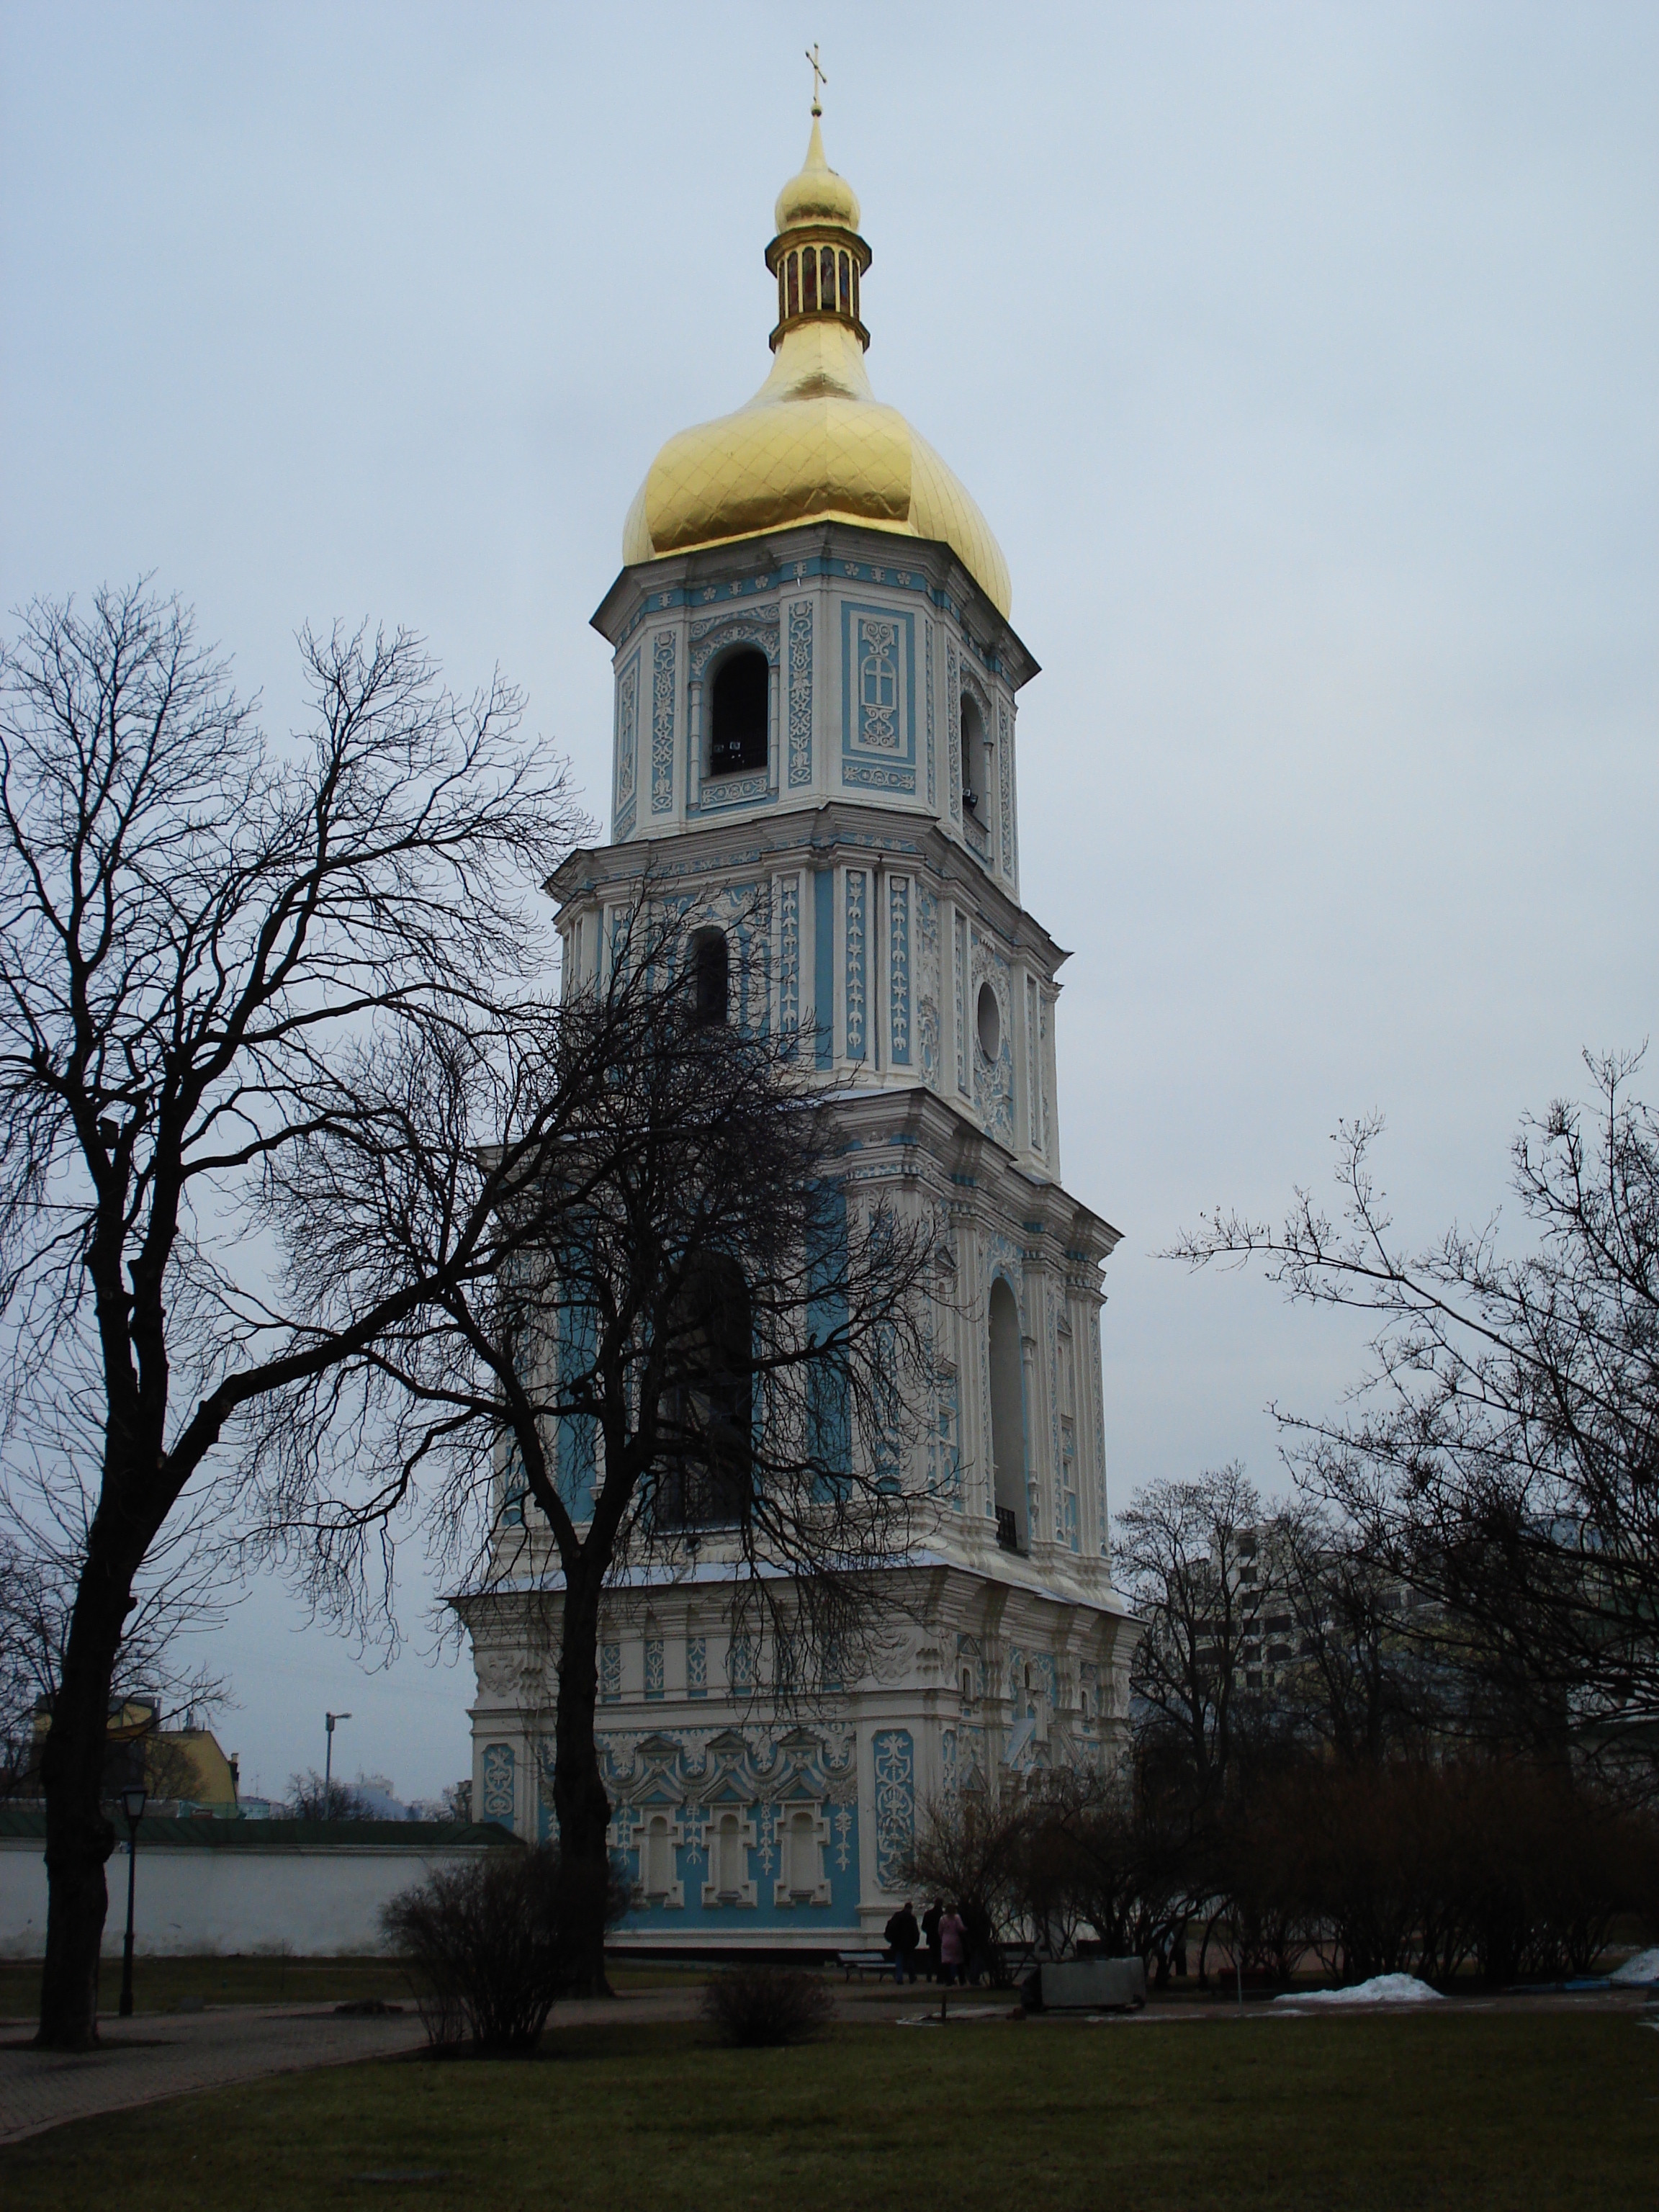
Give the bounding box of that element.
[765,100,871,351]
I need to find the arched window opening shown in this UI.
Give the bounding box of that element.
[838,250,850,311]
[657,1252,752,1530]
[819,247,835,307]
[976,981,1001,1063]
[716,1812,744,1896]
[691,927,729,1026]
[961,692,985,813]
[787,252,800,318]
[709,647,769,778]
[786,1809,819,1894]
[988,1277,1027,1552]
[803,248,819,312]
[645,1815,674,1895]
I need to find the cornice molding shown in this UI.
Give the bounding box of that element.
[590,518,1039,693]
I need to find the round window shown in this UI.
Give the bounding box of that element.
[976,981,1000,1062]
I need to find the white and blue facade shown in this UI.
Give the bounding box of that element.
[464,513,1135,1948]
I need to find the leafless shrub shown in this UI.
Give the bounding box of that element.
[381,1842,619,2052]
[698,1963,835,2047]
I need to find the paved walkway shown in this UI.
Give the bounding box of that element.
[0,2002,428,2147]
[0,1988,707,2148]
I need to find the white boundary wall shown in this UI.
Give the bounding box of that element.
[0,1835,505,1958]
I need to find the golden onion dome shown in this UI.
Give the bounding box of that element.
[773,114,860,233]
[621,112,1012,621]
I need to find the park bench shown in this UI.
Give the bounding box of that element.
[836,1950,894,1981]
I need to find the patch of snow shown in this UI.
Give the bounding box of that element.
[895,2005,1008,2025]
[1609,1948,1659,1987]
[1274,1974,1444,2006]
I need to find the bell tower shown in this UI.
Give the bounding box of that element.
[467,92,1136,1943]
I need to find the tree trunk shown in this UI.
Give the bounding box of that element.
[36,1576,127,2049]
[552,1565,613,1999]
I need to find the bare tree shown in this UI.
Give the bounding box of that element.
[1113,1465,1286,1808]
[1017,1768,1200,1980]
[902,1787,1031,1982]
[1276,1506,1443,1766]
[0,583,586,2047]
[256,896,937,1991]
[1169,1051,1659,1789]
[1,1331,229,1799]
[285,1769,374,1820]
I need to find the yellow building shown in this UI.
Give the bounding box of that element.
[31,1695,240,1814]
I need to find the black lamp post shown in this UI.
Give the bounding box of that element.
[118,1784,146,2018]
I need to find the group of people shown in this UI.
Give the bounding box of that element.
[883,1899,974,1986]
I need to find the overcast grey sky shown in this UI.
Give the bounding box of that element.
[3,3,1655,1801]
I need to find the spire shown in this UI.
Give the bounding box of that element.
[767,73,871,352]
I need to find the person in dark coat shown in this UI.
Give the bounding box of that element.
[884,1900,921,1984]
[921,1899,943,1982]
[961,1899,994,1986]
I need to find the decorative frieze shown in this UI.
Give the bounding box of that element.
[614,649,639,841]
[945,637,961,824]
[872,1728,914,1892]
[778,872,801,1054]
[787,598,813,786]
[888,874,910,1067]
[925,618,936,812]
[481,1742,515,1823]
[841,603,917,794]
[915,885,940,1092]
[650,631,675,817]
[845,869,868,1061]
[998,698,1014,879]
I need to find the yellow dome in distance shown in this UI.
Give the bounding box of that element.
[620,93,1013,621]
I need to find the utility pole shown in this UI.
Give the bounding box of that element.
[325,1711,351,1794]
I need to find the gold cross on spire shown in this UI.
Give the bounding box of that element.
[805,43,827,117]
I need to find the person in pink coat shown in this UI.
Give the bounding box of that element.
[938,1904,968,1986]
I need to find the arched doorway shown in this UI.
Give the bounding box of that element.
[691,927,729,1025]
[988,1276,1026,1552]
[657,1252,752,1530]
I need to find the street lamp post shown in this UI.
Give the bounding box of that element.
[118,1784,147,2018]
[324,1711,351,1797]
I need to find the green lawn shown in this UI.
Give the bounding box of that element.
[5,2012,1655,2211]
[0,1955,703,2018]
[0,1954,411,2018]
